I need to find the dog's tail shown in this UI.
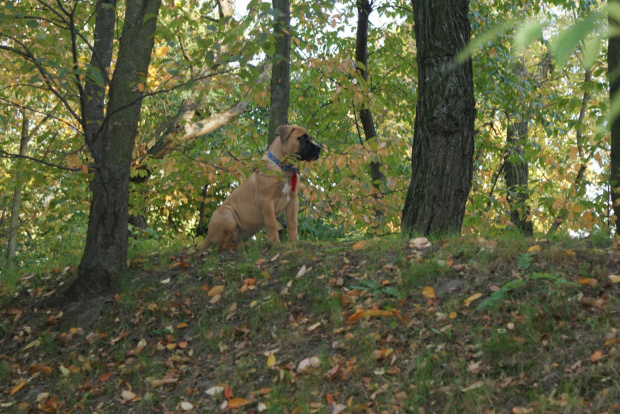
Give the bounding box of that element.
[197,236,213,252]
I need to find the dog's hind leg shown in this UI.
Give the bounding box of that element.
[209,208,241,251]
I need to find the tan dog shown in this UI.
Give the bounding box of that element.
[198,125,321,251]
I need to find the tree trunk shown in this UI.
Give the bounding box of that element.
[504,119,533,235]
[65,0,162,302]
[355,0,384,189]
[401,0,475,236]
[6,110,30,269]
[610,1,620,234]
[267,0,291,145]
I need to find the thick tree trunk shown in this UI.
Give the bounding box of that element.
[504,119,533,235]
[6,110,30,269]
[267,0,291,145]
[355,0,384,189]
[610,2,620,234]
[65,0,162,302]
[401,0,475,236]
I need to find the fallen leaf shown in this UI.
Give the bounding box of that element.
[590,350,603,363]
[267,353,276,367]
[298,356,321,371]
[22,339,40,352]
[308,322,322,331]
[121,390,137,401]
[347,309,365,324]
[10,381,27,396]
[449,312,457,319]
[180,401,193,411]
[578,278,598,287]
[461,381,484,392]
[208,285,225,297]
[328,403,347,414]
[410,237,431,249]
[467,361,483,374]
[609,274,620,283]
[296,265,307,279]
[177,322,189,329]
[100,372,111,382]
[422,286,435,299]
[528,244,542,253]
[463,293,482,307]
[352,240,366,250]
[160,278,171,284]
[366,309,389,317]
[151,378,178,387]
[251,388,273,396]
[206,385,224,396]
[227,398,251,409]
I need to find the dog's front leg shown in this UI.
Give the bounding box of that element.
[285,195,299,242]
[259,197,281,245]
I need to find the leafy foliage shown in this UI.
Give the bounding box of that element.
[0,0,616,269]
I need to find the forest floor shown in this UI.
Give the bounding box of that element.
[1,234,620,413]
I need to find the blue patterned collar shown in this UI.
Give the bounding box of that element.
[267,150,299,173]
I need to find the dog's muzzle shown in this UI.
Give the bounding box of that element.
[299,142,321,162]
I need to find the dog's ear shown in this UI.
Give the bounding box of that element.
[276,125,297,142]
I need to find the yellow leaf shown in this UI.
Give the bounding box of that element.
[267,353,276,367]
[449,312,457,320]
[177,322,189,329]
[609,274,620,283]
[136,83,145,92]
[366,309,389,317]
[208,285,225,297]
[463,293,482,307]
[422,286,435,299]
[10,381,27,396]
[527,244,542,253]
[22,339,40,352]
[578,278,597,287]
[352,240,366,250]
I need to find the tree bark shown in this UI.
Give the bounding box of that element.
[65,0,162,302]
[6,110,30,269]
[504,118,533,235]
[610,1,620,234]
[401,0,475,236]
[267,0,291,145]
[355,0,384,189]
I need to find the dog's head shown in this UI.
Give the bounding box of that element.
[276,125,321,162]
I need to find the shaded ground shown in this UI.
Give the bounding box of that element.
[1,235,620,413]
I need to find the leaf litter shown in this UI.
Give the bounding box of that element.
[0,236,619,412]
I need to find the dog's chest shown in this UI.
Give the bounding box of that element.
[281,182,292,202]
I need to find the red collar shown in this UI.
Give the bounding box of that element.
[290,172,298,193]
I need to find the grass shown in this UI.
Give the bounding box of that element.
[0,234,619,413]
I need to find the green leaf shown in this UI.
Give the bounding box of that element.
[513,19,546,54]
[456,20,515,63]
[550,12,601,70]
[582,35,602,70]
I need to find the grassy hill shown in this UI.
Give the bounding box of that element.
[1,234,619,413]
